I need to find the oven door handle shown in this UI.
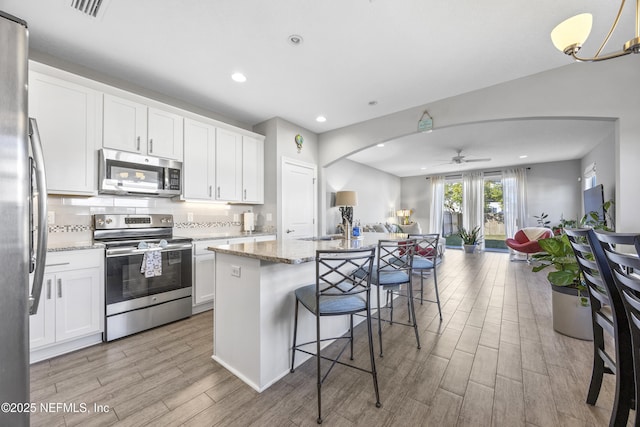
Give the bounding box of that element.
[106,243,192,257]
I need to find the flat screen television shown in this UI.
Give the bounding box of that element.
[583,184,605,226]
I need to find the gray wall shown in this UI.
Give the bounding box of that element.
[253,117,320,237]
[318,57,640,233]
[400,159,582,234]
[580,134,616,217]
[325,159,401,234]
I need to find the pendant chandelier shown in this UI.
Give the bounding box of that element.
[550,0,640,61]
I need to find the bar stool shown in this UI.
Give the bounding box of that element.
[595,231,640,427]
[565,228,633,426]
[407,233,443,319]
[355,239,420,357]
[290,247,380,424]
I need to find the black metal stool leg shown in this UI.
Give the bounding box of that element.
[350,314,354,360]
[408,281,421,349]
[366,304,382,409]
[290,299,299,373]
[316,312,322,424]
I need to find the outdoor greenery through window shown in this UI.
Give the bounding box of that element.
[443,176,507,251]
[484,176,506,250]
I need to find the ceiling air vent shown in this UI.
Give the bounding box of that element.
[70,0,107,18]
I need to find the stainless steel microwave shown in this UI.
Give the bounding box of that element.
[98,149,182,197]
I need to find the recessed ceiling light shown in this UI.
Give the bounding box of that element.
[377,143,384,147]
[316,115,327,123]
[519,155,528,159]
[288,34,303,46]
[420,167,427,170]
[231,72,247,83]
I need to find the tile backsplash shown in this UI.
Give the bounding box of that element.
[46,195,274,245]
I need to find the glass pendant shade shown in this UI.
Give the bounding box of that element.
[551,13,593,53]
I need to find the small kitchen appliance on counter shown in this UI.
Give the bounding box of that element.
[243,211,255,233]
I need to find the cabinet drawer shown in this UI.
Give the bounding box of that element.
[45,249,103,273]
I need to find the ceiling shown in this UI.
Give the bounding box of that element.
[347,118,616,177]
[1,0,630,175]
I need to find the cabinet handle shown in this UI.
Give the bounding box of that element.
[149,138,153,153]
[57,278,62,298]
[244,189,247,200]
[217,187,220,198]
[136,136,141,151]
[209,185,212,197]
[46,279,52,300]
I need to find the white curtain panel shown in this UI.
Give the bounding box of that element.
[429,176,445,235]
[502,168,528,239]
[462,171,485,249]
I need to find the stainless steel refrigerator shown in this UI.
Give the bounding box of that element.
[0,10,48,427]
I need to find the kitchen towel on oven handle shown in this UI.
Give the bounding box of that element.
[139,240,167,278]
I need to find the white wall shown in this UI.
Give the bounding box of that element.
[318,57,640,232]
[325,159,401,234]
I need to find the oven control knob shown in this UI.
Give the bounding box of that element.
[96,218,105,226]
[106,218,112,224]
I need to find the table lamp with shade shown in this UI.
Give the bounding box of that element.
[335,190,358,239]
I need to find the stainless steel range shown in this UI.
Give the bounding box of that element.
[93,214,192,341]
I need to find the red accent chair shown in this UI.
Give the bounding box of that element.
[505,228,553,261]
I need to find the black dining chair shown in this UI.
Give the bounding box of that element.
[565,228,633,426]
[407,233,443,319]
[290,247,380,424]
[596,230,640,427]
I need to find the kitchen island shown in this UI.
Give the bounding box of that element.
[208,233,403,392]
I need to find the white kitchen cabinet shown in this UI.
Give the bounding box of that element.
[183,119,216,200]
[29,249,104,363]
[193,241,217,308]
[28,71,100,195]
[215,128,242,201]
[103,93,183,161]
[242,136,264,204]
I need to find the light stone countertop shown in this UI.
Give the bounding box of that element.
[47,241,105,252]
[180,231,275,242]
[208,232,408,264]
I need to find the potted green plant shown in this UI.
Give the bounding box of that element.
[532,233,591,340]
[458,226,483,253]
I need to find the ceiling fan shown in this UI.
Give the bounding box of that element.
[450,149,491,164]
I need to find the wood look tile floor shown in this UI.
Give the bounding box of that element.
[30,250,627,426]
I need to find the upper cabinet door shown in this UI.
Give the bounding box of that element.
[242,136,264,204]
[148,107,184,161]
[183,118,216,200]
[28,71,99,195]
[215,128,242,201]
[103,94,147,154]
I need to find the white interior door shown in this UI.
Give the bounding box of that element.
[281,158,317,239]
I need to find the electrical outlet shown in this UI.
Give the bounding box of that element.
[233,214,240,222]
[231,265,241,277]
[266,213,272,221]
[47,211,55,225]
[187,212,193,222]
